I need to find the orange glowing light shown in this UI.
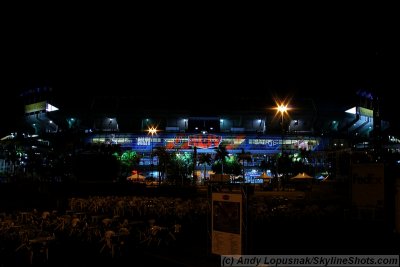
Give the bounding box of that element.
[147,126,158,136]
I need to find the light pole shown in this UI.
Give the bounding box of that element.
[276,103,289,156]
[275,102,290,191]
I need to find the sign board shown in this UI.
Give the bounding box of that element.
[211,192,242,255]
[396,178,400,234]
[188,134,222,149]
[25,101,46,114]
[87,133,321,153]
[351,163,384,208]
[359,107,373,117]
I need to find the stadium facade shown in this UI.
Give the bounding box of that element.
[1,89,394,181]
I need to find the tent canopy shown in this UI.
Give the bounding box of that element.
[259,172,273,179]
[127,174,146,181]
[291,172,313,180]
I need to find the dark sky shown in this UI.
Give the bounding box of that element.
[1,9,399,134]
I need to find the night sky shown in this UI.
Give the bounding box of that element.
[1,10,399,136]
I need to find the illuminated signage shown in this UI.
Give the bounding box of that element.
[137,137,151,146]
[188,134,222,149]
[223,137,246,150]
[359,107,373,117]
[25,101,47,113]
[24,101,59,113]
[92,137,133,145]
[249,139,280,146]
[174,134,189,146]
[87,133,321,152]
[137,137,161,146]
[92,138,106,143]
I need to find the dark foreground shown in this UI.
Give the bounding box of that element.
[0,182,399,266]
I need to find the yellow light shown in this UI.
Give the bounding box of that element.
[276,103,289,115]
[277,105,287,113]
[147,126,158,136]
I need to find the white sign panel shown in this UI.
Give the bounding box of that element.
[212,192,242,255]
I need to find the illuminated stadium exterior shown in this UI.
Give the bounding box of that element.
[76,98,386,180]
[80,96,384,157]
[3,90,392,182]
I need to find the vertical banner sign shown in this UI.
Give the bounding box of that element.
[351,163,384,208]
[396,178,400,234]
[211,192,242,255]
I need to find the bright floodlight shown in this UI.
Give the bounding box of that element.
[46,103,59,112]
[277,104,288,114]
[147,126,158,136]
[345,106,357,114]
[276,102,290,116]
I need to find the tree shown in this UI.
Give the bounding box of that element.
[172,152,193,185]
[115,150,142,178]
[238,149,252,182]
[193,146,197,184]
[277,152,291,190]
[198,153,212,182]
[152,146,170,185]
[213,144,229,174]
